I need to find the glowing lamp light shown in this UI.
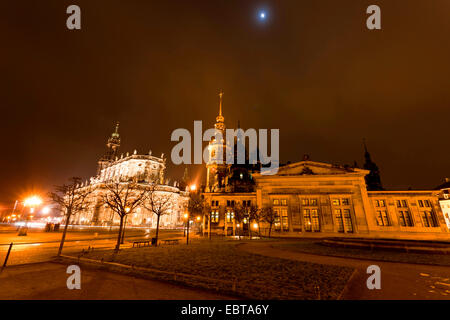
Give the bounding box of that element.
[253,223,258,229]
[184,213,188,219]
[24,196,42,207]
[41,206,51,214]
[196,216,201,222]
[237,223,240,228]
[125,207,131,213]
[190,184,197,191]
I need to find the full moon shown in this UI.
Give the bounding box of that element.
[259,11,266,20]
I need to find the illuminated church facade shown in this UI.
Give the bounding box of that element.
[71,123,189,228]
[201,94,450,241]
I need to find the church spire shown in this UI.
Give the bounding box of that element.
[112,121,120,138]
[362,139,383,191]
[215,90,225,130]
[219,90,223,117]
[97,122,121,175]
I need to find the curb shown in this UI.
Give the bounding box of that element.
[337,269,359,300]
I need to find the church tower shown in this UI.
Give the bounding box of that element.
[97,122,121,175]
[206,91,231,192]
[363,139,384,191]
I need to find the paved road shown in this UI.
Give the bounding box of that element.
[238,241,450,300]
[0,229,187,266]
[0,262,233,300]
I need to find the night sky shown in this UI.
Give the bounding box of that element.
[1,1,449,205]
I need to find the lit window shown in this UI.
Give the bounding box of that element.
[421,211,437,227]
[304,209,320,232]
[226,211,234,223]
[396,200,408,208]
[273,199,280,205]
[281,209,289,231]
[332,199,340,206]
[376,211,390,226]
[342,198,349,206]
[281,199,287,206]
[211,211,219,223]
[398,211,413,227]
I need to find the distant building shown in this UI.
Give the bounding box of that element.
[201,93,449,240]
[72,125,188,228]
[436,178,450,230]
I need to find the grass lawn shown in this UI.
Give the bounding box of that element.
[80,240,353,300]
[272,240,450,266]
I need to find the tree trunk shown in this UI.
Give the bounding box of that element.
[155,214,161,246]
[186,219,190,245]
[57,209,72,256]
[115,215,124,252]
[268,223,272,238]
[209,214,211,240]
[121,215,127,244]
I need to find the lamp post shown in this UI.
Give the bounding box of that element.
[184,212,190,245]
[183,213,188,237]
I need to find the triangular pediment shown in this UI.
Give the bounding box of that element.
[274,161,366,176]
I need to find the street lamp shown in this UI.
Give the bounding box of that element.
[24,196,42,207]
[184,212,191,245]
[20,195,43,236]
[41,206,51,214]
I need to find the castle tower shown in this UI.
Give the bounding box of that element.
[206,91,231,192]
[363,139,383,191]
[97,122,121,175]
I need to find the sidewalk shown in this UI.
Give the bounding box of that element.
[0,261,235,300]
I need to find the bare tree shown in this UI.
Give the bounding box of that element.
[204,203,212,240]
[101,181,148,252]
[187,191,206,243]
[247,204,261,237]
[261,206,277,238]
[143,183,173,246]
[49,177,92,256]
[233,203,247,239]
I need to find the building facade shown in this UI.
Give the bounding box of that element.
[72,125,189,228]
[201,94,450,241]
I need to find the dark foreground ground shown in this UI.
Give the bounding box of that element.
[0,261,234,300]
[1,226,449,300]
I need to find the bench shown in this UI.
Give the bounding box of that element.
[132,240,151,248]
[161,239,180,245]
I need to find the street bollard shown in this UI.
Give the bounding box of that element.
[1,243,13,271]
